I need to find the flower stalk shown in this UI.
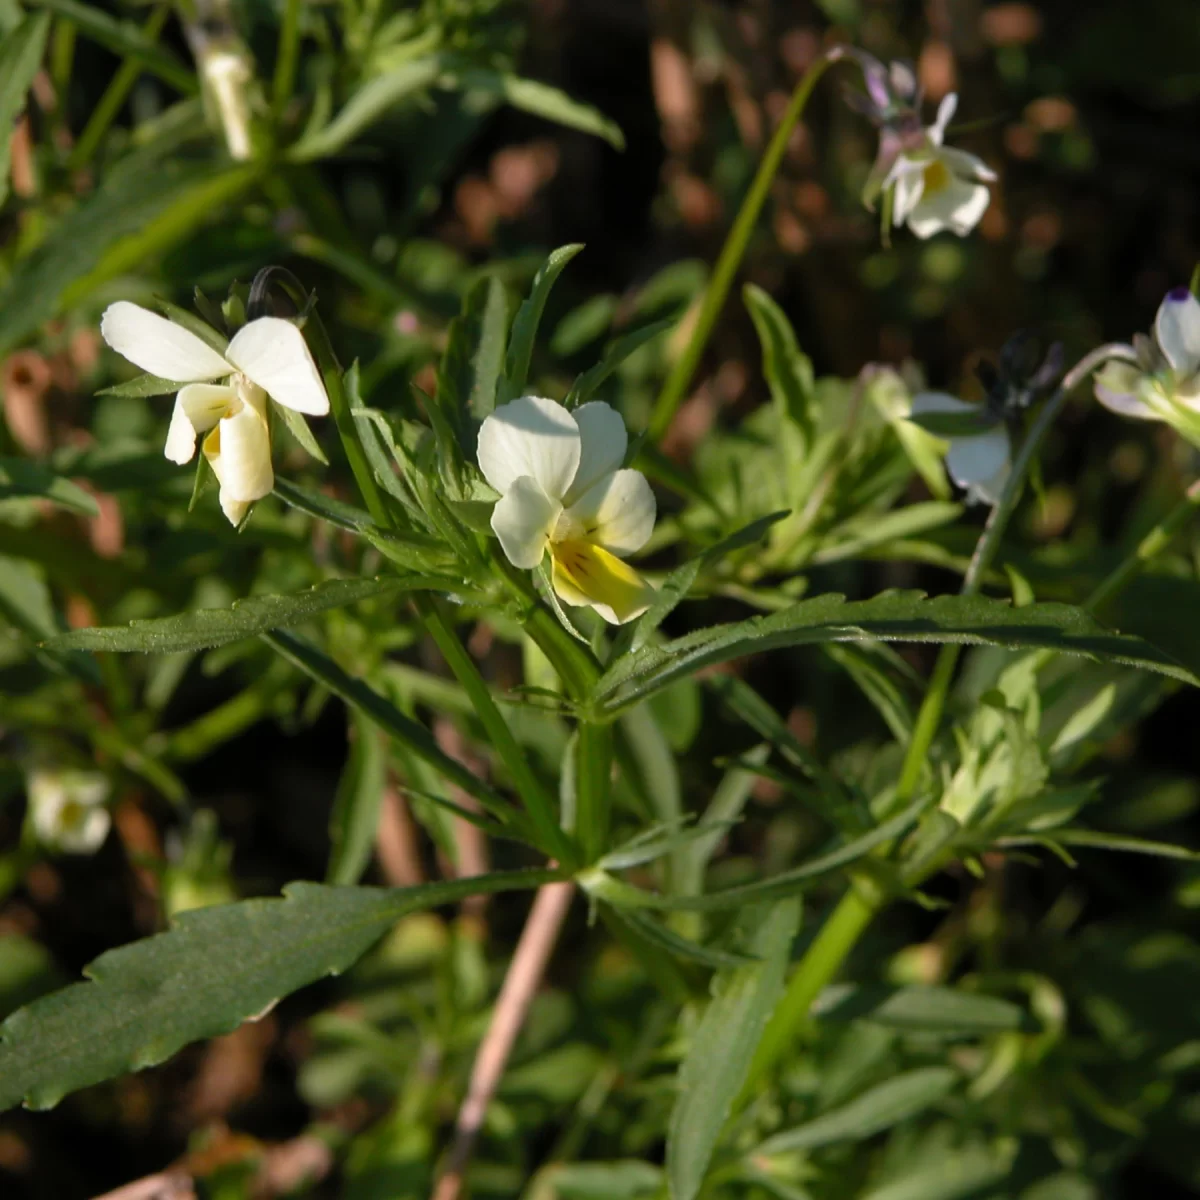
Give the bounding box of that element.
[738,341,1138,1100]
[646,53,836,442]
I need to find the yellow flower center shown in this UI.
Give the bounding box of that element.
[59,799,87,832]
[922,157,952,196]
[551,538,653,623]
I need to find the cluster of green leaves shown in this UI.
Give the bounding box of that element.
[2,1,1200,1197]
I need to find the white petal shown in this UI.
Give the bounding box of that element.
[1154,289,1200,374]
[204,389,273,505]
[946,429,1010,505]
[909,391,975,416]
[164,383,235,465]
[939,145,998,183]
[930,93,958,145]
[563,401,628,506]
[490,474,562,569]
[60,806,111,854]
[907,178,991,238]
[890,161,925,226]
[1093,362,1157,420]
[219,493,252,527]
[225,318,330,415]
[476,395,581,502]
[563,468,656,556]
[100,301,231,382]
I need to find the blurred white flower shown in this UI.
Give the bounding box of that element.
[201,49,255,162]
[884,95,997,239]
[477,396,656,624]
[909,392,1010,505]
[100,302,329,525]
[1094,287,1200,439]
[28,768,111,855]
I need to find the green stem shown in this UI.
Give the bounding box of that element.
[1085,475,1200,616]
[305,308,392,529]
[415,592,576,867]
[894,342,1134,801]
[574,723,612,865]
[69,4,170,169]
[645,53,837,442]
[272,0,302,118]
[739,879,878,1103]
[740,343,1134,1098]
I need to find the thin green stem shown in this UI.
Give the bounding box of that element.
[1086,475,1200,616]
[416,593,576,867]
[739,343,1135,1099]
[305,309,393,529]
[645,53,837,442]
[739,878,879,1105]
[574,723,613,865]
[272,0,303,118]
[894,342,1135,801]
[69,5,170,169]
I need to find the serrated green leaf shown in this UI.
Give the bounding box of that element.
[0,12,50,209]
[593,592,1200,718]
[0,869,561,1112]
[0,457,99,516]
[326,709,387,886]
[666,899,800,1200]
[812,984,1030,1034]
[502,244,584,400]
[0,147,257,357]
[743,283,815,436]
[44,578,422,654]
[26,0,193,92]
[756,1067,958,1155]
[858,1141,1013,1200]
[437,275,510,452]
[288,58,442,162]
[95,373,182,399]
[566,318,673,408]
[454,69,625,150]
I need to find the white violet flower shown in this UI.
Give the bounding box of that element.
[100,302,330,525]
[885,94,997,239]
[477,396,657,625]
[909,391,1010,505]
[28,768,111,855]
[1094,287,1200,439]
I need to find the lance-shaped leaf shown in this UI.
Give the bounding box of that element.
[44,577,437,654]
[25,0,193,92]
[592,592,1200,718]
[502,244,584,400]
[565,318,673,409]
[755,1067,958,1155]
[667,899,800,1200]
[0,869,562,1112]
[0,457,99,516]
[0,12,50,209]
[263,629,521,828]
